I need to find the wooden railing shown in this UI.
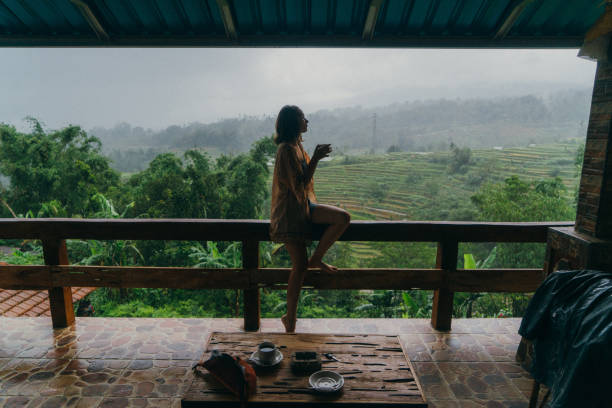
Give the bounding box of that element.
[0,219,574,330]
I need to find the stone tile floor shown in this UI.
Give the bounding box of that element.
[0,317,547,407]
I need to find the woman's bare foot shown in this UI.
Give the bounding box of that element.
[308,258,338,273]
[281,314,295,333]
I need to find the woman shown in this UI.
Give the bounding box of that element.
[269,105,351,333]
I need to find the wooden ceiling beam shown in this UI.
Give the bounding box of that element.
[362,0,384,40]
[216,0,238,40]
[585,2,612,42]
[0,34,585,48]
[494,0,534,40]
[70,0,109,41]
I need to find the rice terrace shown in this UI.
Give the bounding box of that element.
[286,142,582,260]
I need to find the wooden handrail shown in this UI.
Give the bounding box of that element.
[0,218,575,331]
[0,218,573,241]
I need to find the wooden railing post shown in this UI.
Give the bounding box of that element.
[431,240,458,331]
[42,238,75,328]
[242,240,260,331]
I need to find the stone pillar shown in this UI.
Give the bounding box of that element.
[518,18,612,378]
[576,45,612,239]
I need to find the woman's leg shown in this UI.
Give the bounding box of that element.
[309,203,351,273]
[282,242,308,333]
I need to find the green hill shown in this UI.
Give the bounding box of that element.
[291,142,582,260]
[313,142,580,220]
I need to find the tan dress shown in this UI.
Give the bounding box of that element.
[269,142,317,243]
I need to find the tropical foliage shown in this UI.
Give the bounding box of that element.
[0,119,579,319]
[0,119,119,217]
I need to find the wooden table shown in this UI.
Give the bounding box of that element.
[182,332,427,407]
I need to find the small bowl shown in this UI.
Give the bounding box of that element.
[309,370,344,393]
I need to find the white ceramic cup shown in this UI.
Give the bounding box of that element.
[257,341,276,363]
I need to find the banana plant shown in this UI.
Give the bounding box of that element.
[456,247,497,318]
[70,194,141,302]
[189,241,241,268]
[188,241,242,317]
[401,291,431,318]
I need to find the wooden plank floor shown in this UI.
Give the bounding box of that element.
[183,332,427,407]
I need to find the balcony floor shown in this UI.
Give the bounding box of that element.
[0,317,542,407]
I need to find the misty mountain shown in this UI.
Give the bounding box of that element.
[91,89,591,172]
[326,81,591,110]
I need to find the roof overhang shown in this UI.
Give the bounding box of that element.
[0,0,605,48]
[0,34,590,48]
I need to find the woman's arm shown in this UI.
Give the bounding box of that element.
[304,157,318,184]
[304,143,331,184]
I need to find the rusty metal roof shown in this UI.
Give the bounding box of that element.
[0,0,604,48]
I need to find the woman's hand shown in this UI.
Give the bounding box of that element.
[312,144,332,162]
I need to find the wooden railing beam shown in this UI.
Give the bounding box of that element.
[243,240,260,331]
[431,240,458,331]
[0,219,573,242]
[42,238,74,328]
[0,266,545,292]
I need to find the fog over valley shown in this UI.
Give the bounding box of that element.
[89,88,591,172]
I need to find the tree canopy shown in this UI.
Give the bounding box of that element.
[471,175,574,222]
[0,119,119,217]
[125,136,275,220]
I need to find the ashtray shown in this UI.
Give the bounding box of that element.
[309,370,344,393]
[290,351,321,374]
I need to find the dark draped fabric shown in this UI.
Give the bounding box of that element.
[519,269,612,408]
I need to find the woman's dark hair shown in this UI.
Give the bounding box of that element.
[274,105,303,145]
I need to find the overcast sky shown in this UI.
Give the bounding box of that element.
[0,48,597,131]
